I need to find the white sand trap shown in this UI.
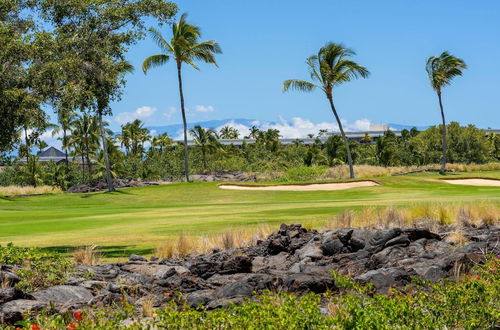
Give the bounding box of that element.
[442,178,500,187]
[219,181,379,191]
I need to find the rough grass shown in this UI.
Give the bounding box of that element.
[0,185,62,196]
[1,171,499,261]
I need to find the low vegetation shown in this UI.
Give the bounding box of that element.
[6,258,498,329]
[0,244,71,291]
[0,185,61,197]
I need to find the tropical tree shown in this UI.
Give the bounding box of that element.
[52,108,76,165]
[246,126,260,139]
[69,114,100,181]
[152,133,173,153]
[219,126,240,139]
[189,125,220,171]
[142,13,222,182]
[426,51,467,173]
[282,42,370,178]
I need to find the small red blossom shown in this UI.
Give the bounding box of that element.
[31,325,41,330]
[67,322,78,330]
[119,296,124,301]
[74,311,83,321]
[476,276,482,280]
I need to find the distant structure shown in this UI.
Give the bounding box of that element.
[19,147,67,163]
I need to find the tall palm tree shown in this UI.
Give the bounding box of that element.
[152,133,173,153]
[52,108,76,166]
[70,114,100,181]
[282,42,369,179]
[189,125,220,171]
[426,51,467,173]
[142,13,222,182]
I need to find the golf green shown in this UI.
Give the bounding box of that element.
[1,171,499,259]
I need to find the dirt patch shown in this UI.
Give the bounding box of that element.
[219,180,379,191]
[442,178,500,187]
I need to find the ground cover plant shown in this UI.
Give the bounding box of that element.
[0,171,499,260]
[4,257,498,329]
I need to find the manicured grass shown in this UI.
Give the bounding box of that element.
[1,171,499,260]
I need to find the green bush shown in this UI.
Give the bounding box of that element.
[0,243,72,291]
[276,166,327,182]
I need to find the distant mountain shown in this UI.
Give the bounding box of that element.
[147,118,258,137]
[388,123,430,131]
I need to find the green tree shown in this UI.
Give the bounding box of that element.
[42,0,177,191]
[219,126,240,139]
[283,43,370,178]
[189,125,220,171]
[142,13,222,182]
[426,51,467,173]
[69,114,100,181]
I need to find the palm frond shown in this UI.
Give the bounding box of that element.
[142,54,170,73]
[282,79,318,93]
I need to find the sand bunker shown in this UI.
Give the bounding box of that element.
[219,181,379,191]
[442,178,500,187]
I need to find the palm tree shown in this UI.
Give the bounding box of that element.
[282,42,369,179]
[189,125,220,171]
[426,51,467,173]
[70,114,100,181]
[142,13,222,182]
[219,126,240,139]
[246,126,260,139]
[52,108,76,166]
[152,133,173,153]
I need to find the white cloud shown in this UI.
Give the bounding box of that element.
[115,106,157,124]
[212,117,379,139]
[194,105,215,113]
[163,107,177,119]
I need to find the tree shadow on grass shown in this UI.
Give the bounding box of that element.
[79,189,133,199]
[39,245,154,259]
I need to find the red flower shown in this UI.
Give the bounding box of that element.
[119,296,124,302]
[67,322,78,330]
[74,311,83,321]
[476,276,482,280]
[31,325,41,330]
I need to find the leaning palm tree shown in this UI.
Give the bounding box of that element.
[189,125,220,171]
[282,42,369,179]
[426,51,467,173]
[142,13,222,182]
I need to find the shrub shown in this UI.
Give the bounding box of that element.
[0,243,72,291]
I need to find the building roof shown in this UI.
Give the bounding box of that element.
[19,146,67,162]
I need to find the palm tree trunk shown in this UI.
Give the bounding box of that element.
[81,154,85,182]
[328,96,355,179]
[202,146,207,171]
[63,129,69,168]
[438,92,447,174]
[24,127,29,164]
[177,62,190,182]
[99,112,115,192]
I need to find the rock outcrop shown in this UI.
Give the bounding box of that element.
[1,223,498,324]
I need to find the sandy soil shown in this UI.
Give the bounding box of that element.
[219,181,379,191]
[442,178,500,187]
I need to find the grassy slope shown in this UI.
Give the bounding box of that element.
[1,171,499,259]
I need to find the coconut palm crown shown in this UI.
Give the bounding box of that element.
[282,42,369,178]
[426,51,467,173]
[142,13,222,182]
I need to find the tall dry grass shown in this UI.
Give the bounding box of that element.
[73,245,100,265]
[0,185,62,196]
[327,202,500,230]
[151,202,498,258]
[154,225,275,259]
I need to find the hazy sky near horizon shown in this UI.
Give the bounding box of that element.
[103,0,500,132]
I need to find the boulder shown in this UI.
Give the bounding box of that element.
[29,285,94,305]
[284,273,336,294]
[0,299,47,324]
[0,287,23,304]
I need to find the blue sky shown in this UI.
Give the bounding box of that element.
[100,0,500,135]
